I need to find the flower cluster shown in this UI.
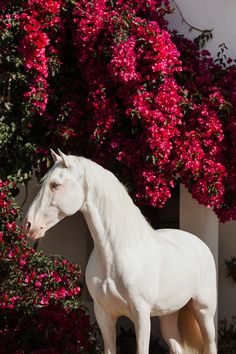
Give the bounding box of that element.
[0,305,100,354]
[17,0,64,116]
[69,0,183,208]
[0,181,100,353]
[171,35,236,220]
[2,0,236,221]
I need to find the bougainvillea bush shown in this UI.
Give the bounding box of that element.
[1,0,236,221]
[0,180,101,353]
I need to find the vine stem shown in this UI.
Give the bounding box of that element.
[171,0,213,34]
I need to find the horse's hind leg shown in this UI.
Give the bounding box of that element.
[160,312,183,354]
[94,301,117,354]
[191,299,217,354]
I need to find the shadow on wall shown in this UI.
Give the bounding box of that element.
[141,186,179,230]
[117,317,168,354]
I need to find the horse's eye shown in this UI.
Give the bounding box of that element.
[50,181,61,190]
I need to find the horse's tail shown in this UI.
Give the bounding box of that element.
[178,304,204,354]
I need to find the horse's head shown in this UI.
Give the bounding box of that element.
[24,149,86,240]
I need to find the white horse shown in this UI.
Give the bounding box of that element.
[24,149,217,354]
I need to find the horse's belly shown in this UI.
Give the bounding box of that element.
[150,284,195,316]
[141,266,198,316]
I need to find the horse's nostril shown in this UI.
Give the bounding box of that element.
[25,221,31,230]
[40,226,44,230]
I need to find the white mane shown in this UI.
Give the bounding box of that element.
[76,156,153,238]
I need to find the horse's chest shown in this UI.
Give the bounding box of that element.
[87,275,130,316]
[85,253,129,314]
[103,278,127,308]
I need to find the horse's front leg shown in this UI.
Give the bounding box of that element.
[94,301,117,354]
[133,307,151,354]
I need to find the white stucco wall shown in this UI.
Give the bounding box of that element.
[179,186,219,264]
[219,221,236,320]
[179,185,219,329]
[167,0,236,59]
[169,0,236,321]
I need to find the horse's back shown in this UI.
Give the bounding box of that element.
[155,228,214,260]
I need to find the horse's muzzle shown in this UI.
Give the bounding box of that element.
[23,219,45,240]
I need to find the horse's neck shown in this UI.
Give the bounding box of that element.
[81,161,152,265]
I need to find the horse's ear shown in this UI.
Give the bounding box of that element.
[50,149,61,162]
[58,149,69,168]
